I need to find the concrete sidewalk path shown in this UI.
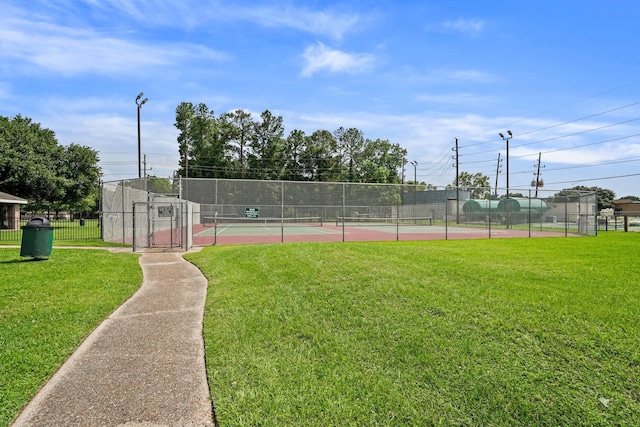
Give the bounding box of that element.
[12,250,215,426]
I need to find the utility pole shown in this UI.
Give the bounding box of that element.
[533,152,544,198]
[494,153,501,198]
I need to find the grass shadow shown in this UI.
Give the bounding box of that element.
[0,257,50,264]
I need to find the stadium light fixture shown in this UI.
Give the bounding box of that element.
[410,161,418,184]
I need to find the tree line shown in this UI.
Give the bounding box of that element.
[174,102,408,183]
[0,115,101,213]
[0,110,625,216]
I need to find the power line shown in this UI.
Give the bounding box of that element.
[515,101,640,138]
[502,79,640,130]
[544,171,640,186]
[458,80,640,151]
[509,132,640,161]
[511,117,640,150]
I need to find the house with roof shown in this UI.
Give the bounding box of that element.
[0,191,28,230]
[614,198,640,215]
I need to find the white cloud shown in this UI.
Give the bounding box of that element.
[284,108,640,189]
[38,0,363,40]
[416,93,498,106]
[0,82,11,99]
[439,18,485,35]
[235,5,361,40]
[40,108,180,180]
[0,14,225,76]
[301,42,375,77]
[448,69,495,83]
[410,68,496,85]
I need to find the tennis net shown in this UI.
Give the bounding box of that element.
[205,216,324,227]
[336,216,433,227]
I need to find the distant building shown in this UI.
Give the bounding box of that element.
[614,199,640,215]
[0,191,28,230]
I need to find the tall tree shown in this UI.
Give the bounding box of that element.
[249,110,285,180]
[359,138,406,183]
[554,186,616,210]
[334,127,364,181]
[0,115,101,213]
[0,115,66,210]
[225,109,254,179]
[175,102,196,177]
[59,144,101,213]
[300,130,339,181]
[282,129,306,181]
[174,102,221,178]
[174,102,415,184]
[453,172,491,199]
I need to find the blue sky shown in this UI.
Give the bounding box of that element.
[3,0,640,198]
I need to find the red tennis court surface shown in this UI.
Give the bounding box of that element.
[189,222,575,246]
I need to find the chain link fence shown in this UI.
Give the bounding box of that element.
[100,177,598,249]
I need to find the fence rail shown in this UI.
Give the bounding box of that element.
[0,216,100,242]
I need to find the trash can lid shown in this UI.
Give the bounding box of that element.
[25,217,53,228]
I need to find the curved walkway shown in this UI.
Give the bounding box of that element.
[12,249,215,426]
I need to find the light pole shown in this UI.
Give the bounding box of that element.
[498,130,512,197]
[136,92,148,178]
[410,161,418,218]
[499,130,512,228]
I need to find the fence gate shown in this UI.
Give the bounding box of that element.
[132,201,188,251]
[577,191,598,236]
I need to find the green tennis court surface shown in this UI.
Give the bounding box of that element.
[197,221,340,236]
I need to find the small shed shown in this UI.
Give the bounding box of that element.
[0,191,28,230]
[614,199,640,215]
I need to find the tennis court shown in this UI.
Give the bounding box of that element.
[190,215,570,245]
[103,177,597,249]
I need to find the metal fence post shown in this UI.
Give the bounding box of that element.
[528,189,532,238]
[445,192,448,240]
[342,183,346,242]
[396,186,400,241]
[132,202,136,252]
[121,181,126,244]
[565,195,568,237]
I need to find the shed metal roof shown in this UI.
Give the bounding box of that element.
[0,191,28,204]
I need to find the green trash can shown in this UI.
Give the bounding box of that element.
[20,217,54,258]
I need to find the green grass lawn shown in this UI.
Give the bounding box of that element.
[186,233,640,426]
[0,248,141,426]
